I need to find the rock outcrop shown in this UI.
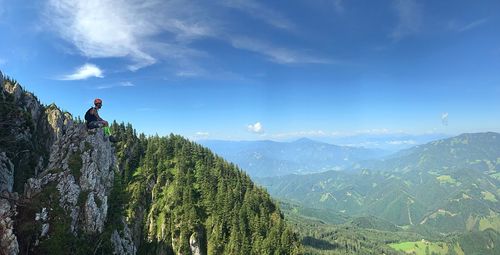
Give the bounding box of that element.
[111,218,137,255]
[0,153,19,255]
[1,76,136,254]
[189,232,202,255]
[0,196,19,255]
[25,124,115,235]
[0,153,14,193]
[0,75,21,255]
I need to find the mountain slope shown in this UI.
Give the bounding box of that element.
[0,73,301,254]
[201,138,388,177]
[360,132,500,173]
[258,133,500,234]
[123,134,301,254]
[1,75,120,254]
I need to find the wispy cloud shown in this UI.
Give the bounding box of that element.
[221,0,295,31]
[268,128,404,139]
[230,36,332,64]
[441,112,449,126]
[59,63,103,80]
[0,58,6,66]
[47,0,154,70]
[269,130,328,139]
[176,70,203,78]
[135,107,158,112]
[0,0,5,19]
[247,122,264,133]
[390,0,422,40]
[194,131,210,139]
[333,0,345,13]
[121,81,135,87]
[45,0,333,74]
[449,18,488,33]
[386,139,416,145]
[95,81,135,90]
[46,0,213,71]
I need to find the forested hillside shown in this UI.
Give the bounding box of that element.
[0,73,301,255]
[111,124,301,254]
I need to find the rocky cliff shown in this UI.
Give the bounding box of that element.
[0,76,135,254]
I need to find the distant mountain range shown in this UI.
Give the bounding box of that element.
[358,132,500,172]
[200,138,389,177]
[257,132,500,235]
[323,133,450,151]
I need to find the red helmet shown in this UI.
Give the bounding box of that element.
[94,98,102,105]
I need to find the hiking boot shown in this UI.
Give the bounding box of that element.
[108,135,119,143]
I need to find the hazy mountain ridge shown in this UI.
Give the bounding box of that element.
[358,132,500,173]
[200,138,389,177]
[258,132,500,235]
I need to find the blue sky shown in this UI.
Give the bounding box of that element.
[1,0,499,145]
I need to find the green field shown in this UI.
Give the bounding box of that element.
[389,240,449,255]
[436,175,460,185]
[481,191,498,202]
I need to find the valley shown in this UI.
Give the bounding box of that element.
[255,133,500,254]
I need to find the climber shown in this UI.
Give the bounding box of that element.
[85,98,111,136]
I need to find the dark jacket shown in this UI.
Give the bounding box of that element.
[85,107,103,123]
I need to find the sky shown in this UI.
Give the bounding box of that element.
[1,0,499,145]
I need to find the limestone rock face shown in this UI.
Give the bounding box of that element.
[0,151,19,255]
[1,80,134,254]
[0,153,14,193]
[189,232,202,255]
[0,198,19,255]
[25,112,116,235]
[0,152,19,255]
[3,82,22,102]
[111,218,137,255]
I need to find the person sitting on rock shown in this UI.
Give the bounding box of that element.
[85,99,110,134]
[85,99,118,143]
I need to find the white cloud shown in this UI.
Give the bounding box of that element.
[46,0,214,71]
[390,0,422,40]
[176,70,201,77]
[247,122,264,133]
[449,18,488,33]
[352,128,392,135]
[95,81,135,90]
[441,112,449,126]
[271,130,328,138]
[333,0,344,13]
[221,0,295,31]
[120,81,135,87]
[269,129,400,139]
[386,140,416,145]
[343,142,381,147]
[135,107,157,112]
[47,0,153,70]
[59,63,103,80]
[0,1,5,18]
[230,37,331,64]
[45,0,332,72]
[0,58,6,66]
[195,131,210,138]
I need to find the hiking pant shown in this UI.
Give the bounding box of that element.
[87,121,107,129]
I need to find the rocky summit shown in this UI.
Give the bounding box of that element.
[0,78,134,254]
